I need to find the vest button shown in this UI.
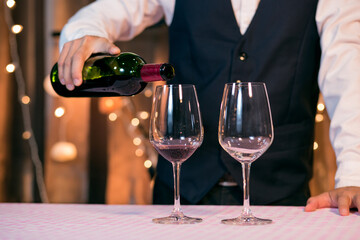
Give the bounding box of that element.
[239,52,248,61]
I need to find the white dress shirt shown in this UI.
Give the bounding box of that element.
[60,0,360,189]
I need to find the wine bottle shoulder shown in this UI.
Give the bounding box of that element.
[82,52,146,80]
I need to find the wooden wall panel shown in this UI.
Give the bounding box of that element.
[309,107,337,196]
[45,98,90,203]
[0,2,12,202]
[105,25,169,204]
[44,0,92,203]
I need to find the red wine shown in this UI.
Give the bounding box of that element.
[50,52,175,97]
[155,144,200,163]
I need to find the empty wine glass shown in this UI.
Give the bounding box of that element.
[149,84,203,224]
[218,82,274,225]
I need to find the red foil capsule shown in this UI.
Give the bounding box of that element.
[140,64,163,82]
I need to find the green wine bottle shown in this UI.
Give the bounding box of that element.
[50,52,175,97]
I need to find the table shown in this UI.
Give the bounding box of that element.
[0,203,359,240]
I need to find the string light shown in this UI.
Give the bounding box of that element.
[22,131,32,140]
[138,111,149,120]
[317,103,325,112]
[144,89,153,98]
[135,148,144,157]
[21,95,30,104]
[11,24,23,34]
[54,107,65,118]
[315,113,324,123]
[131,117,140,126]
[108,112,118,121]
[4,2,49,203]
[6,0,16,8]
[6,63,15,73]
[144,160,152,168]
[313,142,319,150]
[133,137,142,146]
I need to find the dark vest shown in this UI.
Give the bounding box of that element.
[156,0,321,204]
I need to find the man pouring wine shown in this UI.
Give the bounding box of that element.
[55,0,360,216]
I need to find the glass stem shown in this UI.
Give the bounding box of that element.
[172,162,182,215]
[241,162,252,217]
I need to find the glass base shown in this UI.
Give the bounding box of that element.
[152,212,202,224]
[221,215,272,225]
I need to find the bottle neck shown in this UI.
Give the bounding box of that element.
[140,64,164,82]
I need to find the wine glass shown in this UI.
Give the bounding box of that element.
[218,82,274,225]
[149,84,203,224]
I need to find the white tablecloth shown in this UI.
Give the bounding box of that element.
[0,203,359,240]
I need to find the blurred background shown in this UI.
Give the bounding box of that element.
[0,0,336,204]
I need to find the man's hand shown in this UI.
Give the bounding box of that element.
[305,186,360,216]
[58,35,120,90]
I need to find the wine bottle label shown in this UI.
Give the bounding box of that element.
[140,64,163,82]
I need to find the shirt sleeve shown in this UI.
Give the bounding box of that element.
[59,0,165,51]
[316,0,360,188]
